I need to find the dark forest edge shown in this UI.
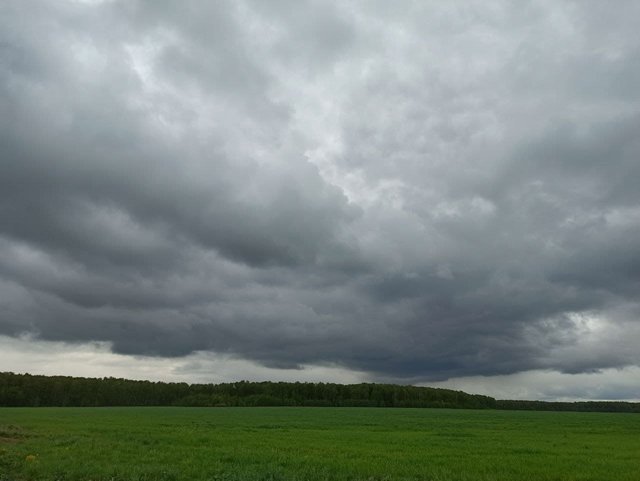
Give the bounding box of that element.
[1,372,638,412]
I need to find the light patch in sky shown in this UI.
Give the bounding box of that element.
[0,335,366,385]
[427,367,640,402]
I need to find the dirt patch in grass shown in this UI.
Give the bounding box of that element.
[0,436,20,444]
[0,425,25,443]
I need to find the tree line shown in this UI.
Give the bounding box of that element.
[1,372,638,412]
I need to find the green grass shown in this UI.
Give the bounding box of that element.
[1,407,639,481]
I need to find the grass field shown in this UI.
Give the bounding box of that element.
[1,407,639,481]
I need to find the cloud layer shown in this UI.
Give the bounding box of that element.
[1,0,639,387]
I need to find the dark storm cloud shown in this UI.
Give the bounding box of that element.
[1,0,640,383]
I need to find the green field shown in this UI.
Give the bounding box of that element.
[1,407,639,481]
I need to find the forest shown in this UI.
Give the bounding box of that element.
[1,371,638,412]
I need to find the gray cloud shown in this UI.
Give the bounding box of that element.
[1,0,639,385]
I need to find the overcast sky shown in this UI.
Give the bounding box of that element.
[1,0,639,401]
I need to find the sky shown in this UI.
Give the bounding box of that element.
[1,0,639,402]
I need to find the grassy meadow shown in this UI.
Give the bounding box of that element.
[1,407,639,481]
